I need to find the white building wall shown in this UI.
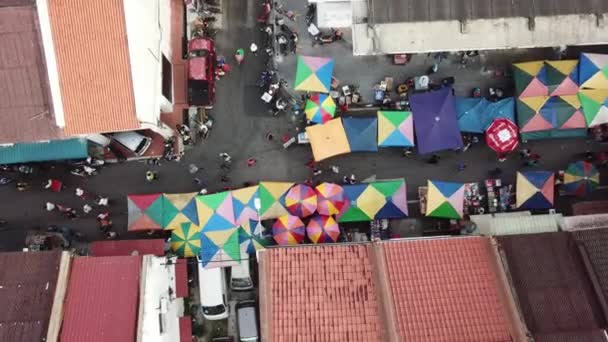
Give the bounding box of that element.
[353,14,608,55]
[123,0,173,125]
[137,256,181,342]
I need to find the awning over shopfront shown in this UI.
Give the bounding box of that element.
[0,138,88,164]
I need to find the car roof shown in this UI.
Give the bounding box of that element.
[237,304,258,339]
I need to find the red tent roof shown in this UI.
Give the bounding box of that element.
[175,258,189,298]
[90,239,165,257]
[179,316,193,342]
[60,256,141,342]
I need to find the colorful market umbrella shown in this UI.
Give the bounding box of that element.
[294,56,334,93]
[513,61,549,97]
[127,193,163,231]
[578,89,608,127]
[485,118,519,154]
[231,186,260,225]
[238,220,272,254]
[426,180,465,219]
[200,227,241,268]
[305,93,336,124]
[516,171,554,209]
[517,95,586,133]
[284,184,317,217]
[305,118,351,161]
[306,215,340,243]
[514,60,579,98]
[196,191,236,231]
[342,117,378,152]
[338,179,408,222]
[579,53,608,90]
[563,161,600,197]
[162,193,199,230]
[315,182,346,216]
[377,110,414,147]
[170,222,201,257]
[272,215,305,245]
[258,182,294,219]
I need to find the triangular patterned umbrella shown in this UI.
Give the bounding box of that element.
[305,93,336,124]
[338,180,408,222]
[306,215,340,243]
[171,222,201,257]
[516,171,554,209]
[579,53,608,90]
[200,227,241,268]
[578,89,608,127]
[162,193,199,230]
[294,56,334,93]
[272,215,305,245]
[284,184,317,217]
[563,161,600,197]
[315,182,346,216]
[426,180,465,219]
[127,193,163,231]
[237,220,272,254]
[196,191,236,231]
[258,182,294,219]
[377,110,415,147]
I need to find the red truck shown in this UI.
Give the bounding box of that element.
[188,38,215,108]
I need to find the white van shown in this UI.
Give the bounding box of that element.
[197,258,229,320]
[230,253,253,291]
[236,300,259,341]
[112,131,152,156]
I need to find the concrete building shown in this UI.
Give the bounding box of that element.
[347,0,608,55]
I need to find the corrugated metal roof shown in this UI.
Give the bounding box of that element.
[371,0,608,24]
[572,201,608,216]
[89,239,165,257]
[0,138,88,164]
[0,250,62,342]
[497,232,606,339]
[0,5,64,144]
[572,228,608,308]
[47,0,140,135]
[383,237,515,341]
[477,214,561,236]
[175,258,188,298]
[60,256,141,342]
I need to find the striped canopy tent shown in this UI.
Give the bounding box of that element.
[516,171,555,209]
[338,179,408,222]
[579,53,608,90]
[258,182,294,219]
[200,226,241,268]
[377,110,414,147]
[425,180,465,219]
[306,215,340,243]
[162,193,199,230]
[284,184,317,218]
[305,93,336,124]
[294,56,334,93]
[315,182,347,216]
[563,161,600,197]
[578,89,608,127]
[127,193,163,231]
[272,215,306,245]
[196,191,236,231]
[170,222,201,257]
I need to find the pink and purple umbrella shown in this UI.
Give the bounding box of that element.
[284,184,317,217]
[314,182,346,216]
[272,215,305,245]
[306,215,340,243]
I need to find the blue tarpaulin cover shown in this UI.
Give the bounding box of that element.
[409,88,464,154]
[0,138,88,164]
[342,117,378,152]
[455,97,516,133]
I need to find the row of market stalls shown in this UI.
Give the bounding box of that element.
[127,161,599,267]
[299,52,608,162]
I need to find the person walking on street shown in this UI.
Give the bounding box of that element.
[83,204,93,214]
[519,148,531,159]
[330,165,340,174]
[457,162,467,172]
[95,196,109,206]
[250,42,258,56]
[75,187,86,199]
[219,152,232,163]
[247,158,257,167]
[146,171,157,182]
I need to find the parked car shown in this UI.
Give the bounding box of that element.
[197,257,229,320]
[236,300,259,341]
[231,253,253,291]
[188,38,215,108]
[111,131,152,156]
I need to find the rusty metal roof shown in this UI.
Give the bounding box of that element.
[0,4,64,144]
[0,250,62,342]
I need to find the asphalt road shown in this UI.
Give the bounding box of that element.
[0,0,607,251]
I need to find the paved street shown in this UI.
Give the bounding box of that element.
[0,0,607,252]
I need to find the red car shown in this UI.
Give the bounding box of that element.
[188,38,215,108]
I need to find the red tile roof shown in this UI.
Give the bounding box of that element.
[179,316,192,342]
[260,245,384,342]
[60,256,141,342]
[89,239,165,257]
[498,232,606,339]
[175,258,189,298]
[383,237,514,341]
[0,251,62,342]
[0,5,64,143]
[47,0,139,135]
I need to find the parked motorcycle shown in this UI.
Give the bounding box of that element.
[0,177,13,185]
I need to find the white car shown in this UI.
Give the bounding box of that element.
[197,257,229,320]
[237,300,259,341]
